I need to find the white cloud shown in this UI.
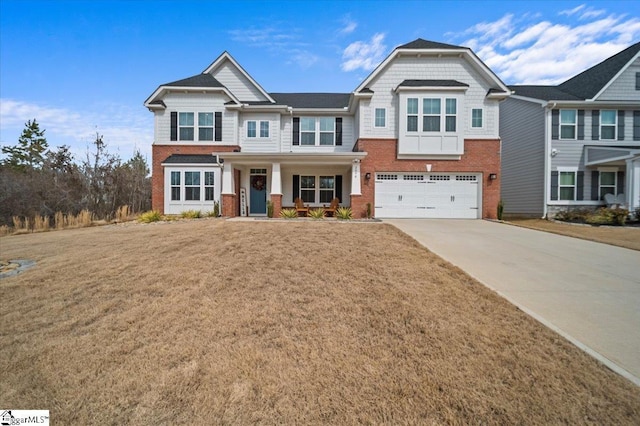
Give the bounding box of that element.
[339,15,357,35]
[0,99,153,161]
[341,33,387,72]
[448,8,640,84]
[288,50,319,69]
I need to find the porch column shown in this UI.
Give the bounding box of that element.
[270,162,283,217]
[351,159,362,195]
[629,157,640,211]
[221,162,236,217]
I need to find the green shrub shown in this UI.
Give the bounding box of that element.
[180,210,201,219]
[497,200,504,220]
[611,208,629,226]
[213,201,220,217]
[583,207,628,226]
[138,210,162,223]
[336,207,353,220]
[554,208,592,222]
[308,208,325,219]
[267,200,274,218]
[280,208,298,219]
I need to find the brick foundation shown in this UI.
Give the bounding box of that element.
[354,138,501,219]
[270,194,282,218]
[221,194,236,217]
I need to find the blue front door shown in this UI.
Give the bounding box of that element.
[249,174,267,214]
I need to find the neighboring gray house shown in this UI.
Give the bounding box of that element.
[500,42,640,218]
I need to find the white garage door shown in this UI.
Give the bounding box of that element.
[375,173,481,218]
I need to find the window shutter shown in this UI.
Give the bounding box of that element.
[576,171,584,201]
[292,117,300,146]
[577,110,585,140]
[591,171,599,201]
[335,117,343,146]
[551,110,559,140]
[335,175,342,203]
[170,112,177,141]
[617,110,625,141]
[617,171,625,195]
[292,174,299,202]
[592,110,599,140]
[550,171,559,201]
[634,111,640,141]
[214,112,222,141]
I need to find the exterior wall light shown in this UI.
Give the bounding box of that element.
[365,172,372,180]
[489,173,498,180]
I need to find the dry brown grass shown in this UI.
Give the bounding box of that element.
[509,219,640,251]
[1,220,639,424]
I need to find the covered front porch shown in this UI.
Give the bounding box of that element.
[216,152,368,217]
[584,146,640,211]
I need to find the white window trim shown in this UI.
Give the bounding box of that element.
[559,109,577,140]
[557,167,578,201]
[299,117,336,146]
[246,120,270,139]
[165,169,219,204]
[299,175,336,205]
[374,107,386,128]
[597,166,618,200]
[471,108,484,129]
[600,110,617,140]
[198,112,214,141]
[178,112,195,141]
[259,120,270,138]
[402,95,461,136]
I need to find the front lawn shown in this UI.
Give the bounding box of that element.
[1,220,638,424]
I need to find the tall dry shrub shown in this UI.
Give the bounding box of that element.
[54,212,65,230]
[32,214,50,232]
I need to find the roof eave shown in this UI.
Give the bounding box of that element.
[144,85,241,107]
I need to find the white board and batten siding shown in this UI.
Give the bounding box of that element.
[156,92,236,144]
[374,172,481,219]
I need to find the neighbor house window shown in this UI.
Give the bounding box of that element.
[471,108,483,128]
[171,171,180,201]
[184,171,200,201]
[599,171,617,200]
[319,118,334,145]
[300,175,315,203]
[260,121,269,138]
[422,98,441,132]
[636,72,640,90]
[374,108,386,127]
[300,118,316,145]
[445,98,457,132]
[198,113,214,141]
[179,112,194,141]
[407,98,418,132]
[204,171,215,201]
[559,110,577,139]
[600,110,617,140]
[559,171,576,200]
[247,121,257,138]
[319,176,335,203]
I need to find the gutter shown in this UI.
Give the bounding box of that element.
[542,102,556,219]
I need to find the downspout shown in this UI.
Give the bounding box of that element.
[542,102,556,219]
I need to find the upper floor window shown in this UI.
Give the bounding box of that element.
[600,110,617,140]
[636,72,640,90]
[199,113,214,141]
[179,112,194,141]
[319,118,334,145]
[423,99,441,131]
[471,108,483,128]
[445,99,457,132]
[260,121,269,138]
[299,117,335,146]
[374,108,386,128]
[406,97,458,133]
[560,109,577,139]
[407,98,418,132]
[247,120,270,138]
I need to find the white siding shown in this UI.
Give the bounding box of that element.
[359,55,501,140]
[597,57,640,101]
[280,115,355,153]
[155,92,236,144]
[210,61,268,102]
[239,112,280,152]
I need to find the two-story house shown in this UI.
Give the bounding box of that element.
[145,39,510,218]
[500,42,640,218]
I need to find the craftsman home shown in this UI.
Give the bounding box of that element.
[500,42,640,218]
[145,39,510,218]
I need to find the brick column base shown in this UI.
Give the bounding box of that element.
[350,194,367,218]
[222,194,237,217]
[270,194,282,218]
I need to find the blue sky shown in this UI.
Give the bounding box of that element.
[1,0,638,161]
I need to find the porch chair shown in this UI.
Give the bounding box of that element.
[294,197,309,217]
[604,193,618,208]
[615,193,627,209]
[323,197,340,217]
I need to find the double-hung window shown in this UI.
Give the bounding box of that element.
[179,112,194,141]
[299,176,335,203]
[445,99,457,131]
[374,108,386,128]
[319,176,335,202]
[599,171,617,200]
[471,108,483,128]
[204,172,215,201]
[260,121,269,138]
[319,118,334,145]
[171,171,181,201]
[247,120,270,138]
[247,121,257,138]
[422,98,441,132]
[184,171,201,201]
[559,171,576,200]
[560,110,577,139]
[300,176,316,202]
[299,118,335,146]
[407,98,418,132]
[300,118,316,145]
[198,113,214,141]
[600,110,617,140]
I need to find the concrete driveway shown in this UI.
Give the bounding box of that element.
[385,219,640,386]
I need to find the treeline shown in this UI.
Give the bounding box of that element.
[0,119,151,227]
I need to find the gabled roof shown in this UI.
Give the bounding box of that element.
[269,93,351,109]
[203,51,275,103]
[398,39,467,50]
[508,85,582,101]
[162,154,220,164]
[398,79,469,88]
[558,42,640,100]
[163,74,224,88]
